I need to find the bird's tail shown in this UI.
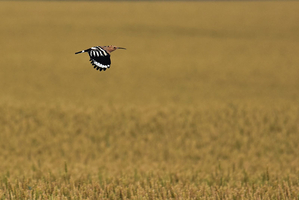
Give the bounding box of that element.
[75,49,90,54]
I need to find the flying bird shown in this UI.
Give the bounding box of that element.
[75,45,126,71]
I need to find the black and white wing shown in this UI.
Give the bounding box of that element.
[88,46,111,71]
[75,46,111,71]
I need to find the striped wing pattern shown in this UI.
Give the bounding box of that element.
[89,46,111,71]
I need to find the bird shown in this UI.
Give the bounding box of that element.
[75,45,126,71]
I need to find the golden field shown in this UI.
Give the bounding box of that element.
[0,1,299,199]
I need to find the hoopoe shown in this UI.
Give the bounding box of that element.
[75,45,126,71]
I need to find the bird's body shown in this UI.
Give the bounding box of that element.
[75,45,126,71]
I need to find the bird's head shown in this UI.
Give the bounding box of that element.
[103,45,126,53]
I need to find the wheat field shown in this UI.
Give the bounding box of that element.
[0,1,299,199]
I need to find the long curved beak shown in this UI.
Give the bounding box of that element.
[117,47,126,50]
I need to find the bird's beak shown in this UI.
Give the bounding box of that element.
[117,47,126,50]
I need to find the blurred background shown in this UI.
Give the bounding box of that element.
[1,1,298,107]
[1,2,299,197]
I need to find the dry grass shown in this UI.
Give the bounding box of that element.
[0,1,299,199]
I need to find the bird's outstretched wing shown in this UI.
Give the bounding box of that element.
[75,46,111,71]
[88,46,111,71]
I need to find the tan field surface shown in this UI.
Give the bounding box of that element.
[0,1,299,199]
